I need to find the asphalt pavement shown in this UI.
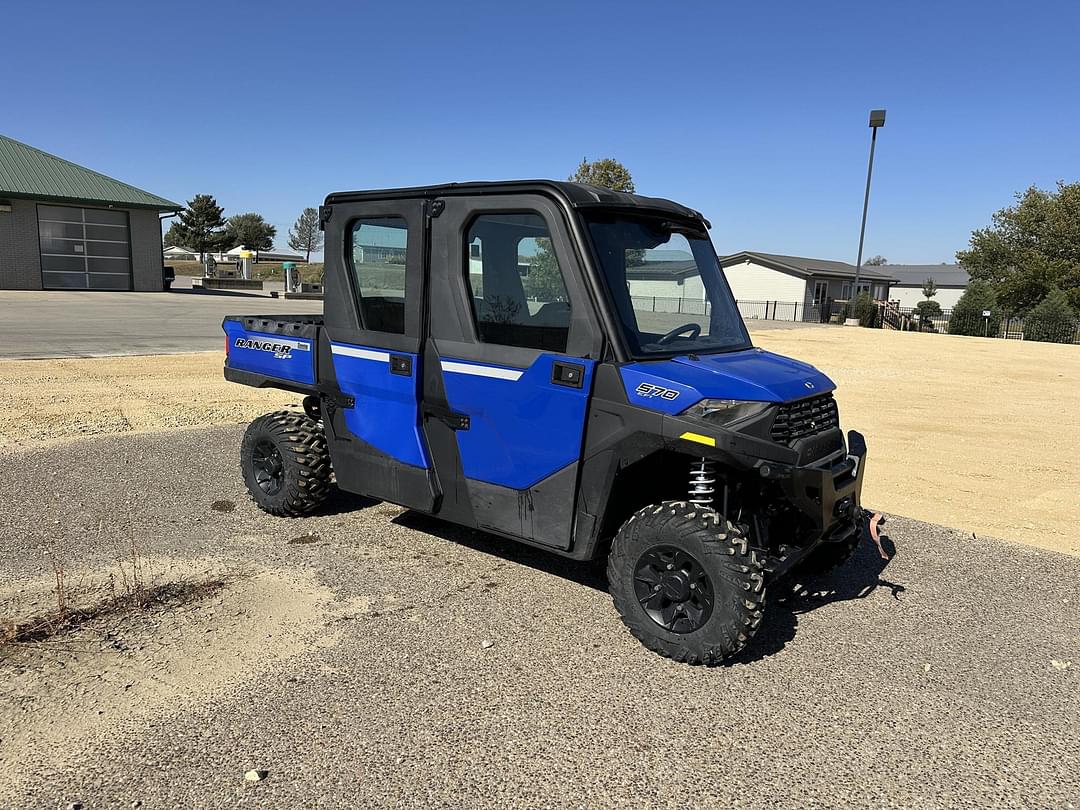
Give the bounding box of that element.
[0,282,323,359]
[0,284,824,359]
[1,426,1077,808]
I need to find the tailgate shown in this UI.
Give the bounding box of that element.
[223,316,320,387]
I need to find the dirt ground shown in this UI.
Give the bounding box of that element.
[0,327,1076,554]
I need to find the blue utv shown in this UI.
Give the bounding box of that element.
[223,181,868,664]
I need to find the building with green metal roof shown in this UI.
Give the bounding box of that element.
[0,134,181,291]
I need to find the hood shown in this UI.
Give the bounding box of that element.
[619,348,834,415]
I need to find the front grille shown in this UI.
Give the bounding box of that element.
[771,392,839,445]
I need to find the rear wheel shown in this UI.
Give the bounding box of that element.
[608,501,766,664]
[241,411,333,516]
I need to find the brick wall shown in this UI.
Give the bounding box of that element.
[0,199,44,289]
[0,199,164,290]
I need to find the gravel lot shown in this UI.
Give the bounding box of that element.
[1,426,1077,808]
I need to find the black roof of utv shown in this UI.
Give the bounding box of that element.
[324,180,709,227]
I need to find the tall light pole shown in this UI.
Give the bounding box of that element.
[850,108,886,321]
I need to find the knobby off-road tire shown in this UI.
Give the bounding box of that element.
[608,501,766,665]
[241,411,333,516]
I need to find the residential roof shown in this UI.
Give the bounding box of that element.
[720,251,899,283]
[626,259,700,281]
[886,264,970,287]
[0,133,181,211]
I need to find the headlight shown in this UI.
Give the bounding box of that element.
[681,399,771,425]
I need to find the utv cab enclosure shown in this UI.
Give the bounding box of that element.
[224,180,868,664]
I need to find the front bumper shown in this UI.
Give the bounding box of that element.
[781,430,867,533]
[661,412,867,532]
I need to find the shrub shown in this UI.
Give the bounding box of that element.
[915,299,942,330]
[849,292,877,327]
[1023,288,1078,343]
[949,279,1001,337]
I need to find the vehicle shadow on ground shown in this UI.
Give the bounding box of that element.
[393,511,903,666]
[728,526,903,665]
[310,489,383,517]
[392,511,609,590]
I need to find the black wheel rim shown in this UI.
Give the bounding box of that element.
[633,545,714,634]
[252,439,285,496]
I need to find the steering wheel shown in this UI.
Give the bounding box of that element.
[657,322,702,345]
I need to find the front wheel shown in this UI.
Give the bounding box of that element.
[607,501,766,664]
[241,411,333,516]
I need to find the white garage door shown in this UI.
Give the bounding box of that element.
[38,204,132,290]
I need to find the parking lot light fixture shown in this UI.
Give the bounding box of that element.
[850,108,886,324]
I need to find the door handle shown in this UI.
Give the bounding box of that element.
[551,361,585,388]
[390,354,412,376]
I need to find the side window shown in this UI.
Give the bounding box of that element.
[465,213,571,352]
[350,217,408,334]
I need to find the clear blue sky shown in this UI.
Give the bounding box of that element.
[4,0,1078,263]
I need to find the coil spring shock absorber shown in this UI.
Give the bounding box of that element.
[688,458,716,507]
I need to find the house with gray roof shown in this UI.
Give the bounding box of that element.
[885,264,970,308]
[0,133,180,291]
[720,251,899,311]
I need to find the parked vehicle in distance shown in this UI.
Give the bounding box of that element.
[222,181,868,664]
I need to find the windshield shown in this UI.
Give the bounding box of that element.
[585,213,751,357]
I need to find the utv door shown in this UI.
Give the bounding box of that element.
[424,194,602,549]
[319,198,437,511]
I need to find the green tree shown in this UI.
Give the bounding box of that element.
[1023,288,1078,343]
[922,277,938,300]
[162,221,185,248]
[526,157,638,300]
[287,207,323,262]
[570,157,635,192]
[172,194,226,260]
[523,237,567,302]
[864,255,888,266]
[957,181,1080,314]
[224,212,276,251]
[949,279,1001,337]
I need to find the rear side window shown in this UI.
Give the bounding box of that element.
[349,218,408,334]
[464,212,571,352]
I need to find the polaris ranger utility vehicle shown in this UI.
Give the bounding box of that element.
[224,181,867,664]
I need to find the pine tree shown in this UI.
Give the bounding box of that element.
[1023,288,1078,343]
[949,279,1001,337]
[287,208,323,262]
[173,194,226,261]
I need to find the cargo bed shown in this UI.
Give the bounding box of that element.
[223,315,323,393]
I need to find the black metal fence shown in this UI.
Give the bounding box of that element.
[881,305,1080,344]
[630,296,828,323]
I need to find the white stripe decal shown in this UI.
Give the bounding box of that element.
[441,360,523,381]
[330,344,390,362]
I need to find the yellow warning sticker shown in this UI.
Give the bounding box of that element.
[679,431,716,447]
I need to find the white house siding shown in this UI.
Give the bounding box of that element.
[722,260,809,304]
[891,286,965,309]
[627,274,705,300]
